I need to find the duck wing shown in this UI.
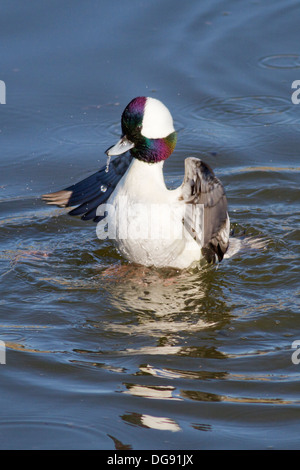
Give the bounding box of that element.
[42,153,133,222]
[180,157,230,263]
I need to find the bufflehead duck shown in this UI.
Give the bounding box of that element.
[42,97,230,268]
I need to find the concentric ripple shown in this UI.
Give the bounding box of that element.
[198,96,293,127]
[258,54,300,69]
[0,419,106,449]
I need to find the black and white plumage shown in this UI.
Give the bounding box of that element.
[42,97,230,268]
[43,153,133,222]
[181,157,229,263]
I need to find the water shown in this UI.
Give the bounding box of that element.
[0,0,299,450]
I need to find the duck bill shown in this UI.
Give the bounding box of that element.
[105,135,134,156]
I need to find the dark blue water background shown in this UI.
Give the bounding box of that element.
[0,0,299,449]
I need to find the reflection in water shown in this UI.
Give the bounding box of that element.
[117,345,182,356]
[1,0,300,451]
[99,262,232,333]
[121,376,293,406]
[137,364,227,381]
[5,341,51,354]
[181,389,221,403]
[181,390,299,405]
[122,412,181,432]
[123,383,181,401]
[141,414,181,432]
[107,434,132,450]
[191,423,212,432]
[102,319,216,337]
[101,264,206,315]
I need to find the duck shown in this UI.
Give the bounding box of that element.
[42,97,230,269]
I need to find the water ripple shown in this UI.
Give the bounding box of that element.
[258,54,300,69]
[196,96,293,127]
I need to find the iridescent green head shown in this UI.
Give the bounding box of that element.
[106,97,177,163]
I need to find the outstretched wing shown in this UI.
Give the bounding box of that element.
[42,153,133,222]
[181,157,230,263]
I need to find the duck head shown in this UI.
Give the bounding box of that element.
[106,97,177,163]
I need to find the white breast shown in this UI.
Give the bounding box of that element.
[97,159,202,268]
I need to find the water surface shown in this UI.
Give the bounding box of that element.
[0,0,299,450]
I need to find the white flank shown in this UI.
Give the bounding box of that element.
[96,159,202,269]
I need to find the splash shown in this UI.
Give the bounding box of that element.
[105,154,111,173]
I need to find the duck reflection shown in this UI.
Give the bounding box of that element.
[99,262,233,338]
[121,412,181,432]
[123,383,181,400]
[90,261,233,409]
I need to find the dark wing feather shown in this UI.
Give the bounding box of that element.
[181,157,230,263]
[42,153,132,222]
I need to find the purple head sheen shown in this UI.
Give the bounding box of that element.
[122,97,147,133]
[147,133,177,162]
[121,96,177,163]
[126,96,147,115]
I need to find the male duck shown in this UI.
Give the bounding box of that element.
[42,97,230,269]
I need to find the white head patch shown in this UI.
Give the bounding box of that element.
[141,97,175,139]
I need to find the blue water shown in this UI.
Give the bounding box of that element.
[0,0,299,449]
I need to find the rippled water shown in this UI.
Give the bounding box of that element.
[0,0,299,450]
